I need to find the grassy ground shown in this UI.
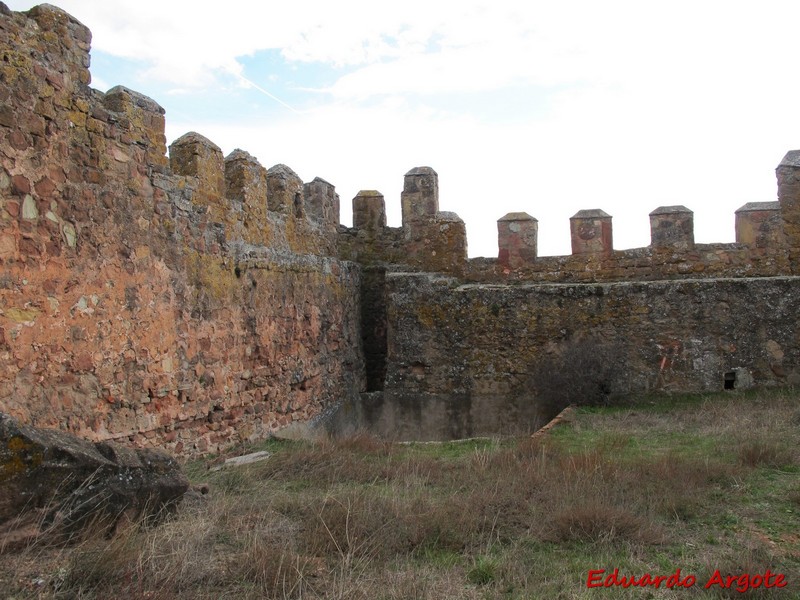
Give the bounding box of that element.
[2,388,799,599]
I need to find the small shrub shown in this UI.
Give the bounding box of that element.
[467,556,498,586]
[57,532,148,598]
[290,491,413,560]
[547,503,658,545]
[737,439,794,468]
[627,454,736,520]
[230,537,313,599]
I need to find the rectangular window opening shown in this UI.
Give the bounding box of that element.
[723,371,736,390]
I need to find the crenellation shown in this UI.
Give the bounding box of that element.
[649,205,694,250]
[303,176,340,229]
[397,167,468,272]
[266,163,303,215]
[777,150,800,273]
[224,148,269,245]
[426,210,468,272]
[401,166,439,227]
[101,86,168,171]
[169,132,225,205]
[570,209,613,255]
[735,201,783,249]
[352,190,386,231]
[497,212,538,268]
[342,162,798,281]
[300,177,340,255]
[26,4,91,87]
[340,170,467,273]
[168,131,229,253]
[480,197,795,282]
[259,163,344,256]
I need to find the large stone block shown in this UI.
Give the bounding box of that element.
[0,413,188,548]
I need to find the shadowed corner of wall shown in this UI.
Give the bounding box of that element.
[270,395,365,441]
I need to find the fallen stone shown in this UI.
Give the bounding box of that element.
[210,450,271,471]
[530,405,576,441]
[0,413,189,551]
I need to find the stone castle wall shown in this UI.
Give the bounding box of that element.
[0,5,363,455]
[3,3,800,449]
[335,158,800,439]
[340,173,790,283]
[352,273,800,440]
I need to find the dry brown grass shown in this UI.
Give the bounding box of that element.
[1,390,798,599]
[737,438,795,468]
[548,504,655,544]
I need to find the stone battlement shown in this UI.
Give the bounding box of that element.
[1,4,793,284]
[168,132,341,256]
[465,198,789,283]
[489,199,787,276]
[339,166,790,283]
[339,167,468,274]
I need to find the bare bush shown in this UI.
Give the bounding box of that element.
[547,503,657,544]
[525,335,626,418]
[737,438,795,468]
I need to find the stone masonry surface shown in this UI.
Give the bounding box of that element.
[2,3,800,449]
[359,273,800,440]
[0,4,363,455]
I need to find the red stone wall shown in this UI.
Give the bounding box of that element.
[0,5,364,455]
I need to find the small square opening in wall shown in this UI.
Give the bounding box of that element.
[723,371,736,390]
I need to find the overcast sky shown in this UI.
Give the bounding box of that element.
[8,1,800,257]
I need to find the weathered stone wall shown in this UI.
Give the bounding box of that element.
[357,273,800,440]
[340,180,790,286]
[464,242,789,284]
[3,2,800,450]
[335,160,798,440]
[0,5,364,455]
[777,150,800,273]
